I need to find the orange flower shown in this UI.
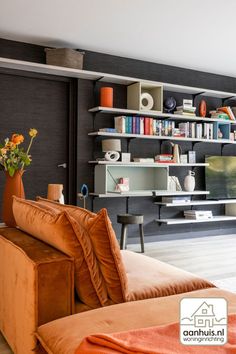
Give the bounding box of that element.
[11,134,24,145]
[5,141,15,149]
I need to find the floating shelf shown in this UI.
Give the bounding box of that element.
[88,131,236,144]
[1,57,236,98]
[89,161,209,167]
[90,190,209,198]
[155,199,236,207]
[156,215,236,224]
[89,106,236,124]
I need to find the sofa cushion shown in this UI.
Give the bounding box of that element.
[36,197,96,221]
[36,199,128,304]
[12,197,109,309]
[36,288,236,354]
[121,250,215,301]
[86,208,128,304]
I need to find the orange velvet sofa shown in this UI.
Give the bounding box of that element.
[36,287,236,354]
[0,197,215,354]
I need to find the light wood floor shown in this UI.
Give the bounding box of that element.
[1,234,236,353]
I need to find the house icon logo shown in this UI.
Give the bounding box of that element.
[180,298,227,346]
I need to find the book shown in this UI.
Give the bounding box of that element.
[184,210,212,216]
[176,106,196,113]
[175,111,196,116]
[127,116,132,133]
[140,117,144,134]
[162,196,191,203]
[133,158,155,163]
[114,116,126,133]
[155,154,173,162]
[99,128,117,132]
[184,210,213,220]
[217,107,235,121]
[132,116,136,134]
[144,118,150,135]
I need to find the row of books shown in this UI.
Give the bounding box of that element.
[114,116,176,136]
[179,122,215,139]
[114,116,218,139]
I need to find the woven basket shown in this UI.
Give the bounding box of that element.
[45,48,84,69]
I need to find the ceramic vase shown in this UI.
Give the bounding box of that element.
[2,170,25,227]
[184,170,195,192]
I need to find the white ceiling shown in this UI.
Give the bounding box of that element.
[1,0,236,78]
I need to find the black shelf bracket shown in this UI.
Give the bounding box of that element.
[221,143,230,155]
[222,96,235,105]
[126,197,129,214]
[127,137,136,153]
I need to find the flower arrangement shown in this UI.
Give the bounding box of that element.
[0,128,38,177]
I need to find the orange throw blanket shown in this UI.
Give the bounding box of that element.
[75,314,236,354]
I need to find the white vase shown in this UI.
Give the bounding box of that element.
[184,170,195,192]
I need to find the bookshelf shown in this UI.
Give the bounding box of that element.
[1,57,236,223]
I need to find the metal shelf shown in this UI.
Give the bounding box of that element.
[89,161,209,167]
[155,199,236,207]
[88,131,236,144]
[156,215,236,224]
[90,190,209,198]
[89,106,235,124]
[1,57,236,98]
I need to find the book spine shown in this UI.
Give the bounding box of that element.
[140,117,144,135]
[144,118,150,135]
[125,116,129,133]
[132,116,136,134]
[136,117,140,134]
[128,116,132,133]
[149,118,153,135]
[114,116,126,133]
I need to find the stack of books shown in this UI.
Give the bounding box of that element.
[162,196,191,204]
[155,154,173,163]
[216,107,236,121]
[177,122,214,139]
[174,99,196,116]
[209,110,230,120]
[184,210,213,220]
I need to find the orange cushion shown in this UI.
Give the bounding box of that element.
[36,199,128,304]
[36,197,96,222]
[12,197,109,309]
[87,208,128,304]
[121,250,214,301]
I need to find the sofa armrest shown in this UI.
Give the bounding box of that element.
[0,227,74,354]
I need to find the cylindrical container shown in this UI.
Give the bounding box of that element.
[184,171,195,192]
[100,87,113,107]
[47,184,64,202]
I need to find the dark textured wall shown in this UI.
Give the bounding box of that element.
[1,38,236,242]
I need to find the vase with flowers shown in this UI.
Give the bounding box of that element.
[0,128,38,226]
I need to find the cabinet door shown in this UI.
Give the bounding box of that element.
[0,72,70,209]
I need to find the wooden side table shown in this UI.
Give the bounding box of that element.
[117,214,144,253]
